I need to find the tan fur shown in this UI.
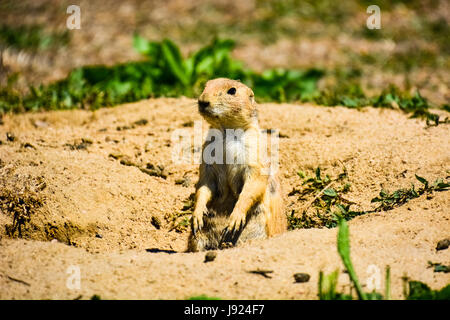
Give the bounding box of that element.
[188,78,286,252]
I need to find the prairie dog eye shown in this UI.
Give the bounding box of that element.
[227,87,236,95]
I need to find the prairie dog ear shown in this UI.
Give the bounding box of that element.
[247,88,258,120]
[248,88,255,105]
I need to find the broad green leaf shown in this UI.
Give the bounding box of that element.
[411,185,418,197]
[342,97,359,108]
[435,182,450,190]
[323,188,337,197]
[434,264,450,273]
[133,34,151,55]
[161,39,189,86]
[195,56,214,75]
[336,204,347,214]
[110,81,132,95]
[415,174,428,186]
[184,57,195,80]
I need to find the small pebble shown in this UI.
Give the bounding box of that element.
[95,234,103,239]
[204,251,217,263]
[436,239,450,251]
[151,216,161,230]
[21,142,36,149]
[182,121,194,127]
[6,132,15,142]
[33,120,49,128]
[133,119,148,126]
[293,273,310,283]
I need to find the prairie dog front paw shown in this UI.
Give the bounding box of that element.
[191,206,207,234]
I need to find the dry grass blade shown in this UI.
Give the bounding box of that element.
[248,269,274,278]
[295,181,336,218]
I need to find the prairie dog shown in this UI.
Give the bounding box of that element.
[188,78,286,252]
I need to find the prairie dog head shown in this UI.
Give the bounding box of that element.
[198,78,257,129]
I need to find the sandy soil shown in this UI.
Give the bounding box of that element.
[0,98,449,299]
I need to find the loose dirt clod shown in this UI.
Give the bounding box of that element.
[204,251,217,263]
[21,142,36,149]
[108,153,124,160]
[133,119,148,126]
[182,121,194,127]
[140,164,167,179]
[6,132,15,142]
[151,216,161,230]
[175,176,191,187]
[436,239,450,251]
[119,156,135,166]
[112,155,168,179]
[64,138,92,150]
[293,272,310,283]
[116,118,148,131]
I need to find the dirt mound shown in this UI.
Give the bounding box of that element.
[0,98,449,299]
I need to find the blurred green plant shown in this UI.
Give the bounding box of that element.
[371,174,449,212]
[188,295,221,300]
[133,35,324,102]
[315,83,443,124]
[289,171,449,230]
[372,86,441,123]
[288,166,364,229]
[319,217,450,300]
[406,281,450,300]
[0,24,70,51]
[0,35,446,122]
[0,36,323,113]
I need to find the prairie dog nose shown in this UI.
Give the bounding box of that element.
[198,99,210,111]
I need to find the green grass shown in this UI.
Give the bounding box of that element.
[0,24,70,51]
[319,217,450,300]
[188,295,221,300]
[288,166,362,229]
[406,281,450,300]
[427,262,450,274]
[336,217,368,299]
[288,171,449,230]
[315,83,444,124]
[371,174,450,212]
[318,218,385,300]
[0,36,323,113]
[0,35,447,123]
